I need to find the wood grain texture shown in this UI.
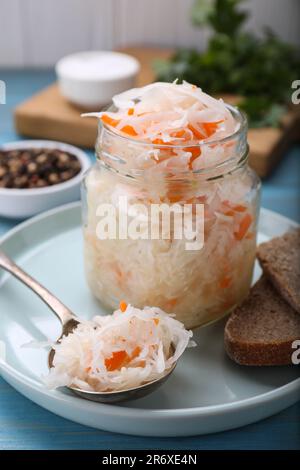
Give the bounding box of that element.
[0,0,299,67]
[0,69,299,450]
[14,83,98,148]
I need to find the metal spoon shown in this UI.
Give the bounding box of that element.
[0,250,176,403]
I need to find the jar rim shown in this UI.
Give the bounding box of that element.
[96,102,249,179]
[98,103,248,149]
[96,146,249,180]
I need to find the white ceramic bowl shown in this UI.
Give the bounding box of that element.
[56,51,140,109]
[0,140,91,219]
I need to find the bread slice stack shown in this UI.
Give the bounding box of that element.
[225,229,300,365]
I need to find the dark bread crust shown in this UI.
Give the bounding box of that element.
[224,277,300,366]
[225,338,295,366]
[257,229,300,314]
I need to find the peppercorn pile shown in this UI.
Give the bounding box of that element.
[0,148,82,189]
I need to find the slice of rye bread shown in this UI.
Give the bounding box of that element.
[257,228,300,314]
[224,277,300,366]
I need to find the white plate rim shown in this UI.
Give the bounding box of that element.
[0,202,299,424]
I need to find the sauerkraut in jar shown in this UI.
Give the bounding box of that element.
[82,82,261,329]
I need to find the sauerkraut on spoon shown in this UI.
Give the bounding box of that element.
[45,302,194,393]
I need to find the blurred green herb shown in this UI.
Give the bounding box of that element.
[154,0,300,127]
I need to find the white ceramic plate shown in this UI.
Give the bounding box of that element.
[0,202,299,437]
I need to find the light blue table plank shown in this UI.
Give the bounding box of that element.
[0,376,299,450]
[0,69,299,450]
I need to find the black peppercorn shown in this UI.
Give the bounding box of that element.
[0,148,82,189]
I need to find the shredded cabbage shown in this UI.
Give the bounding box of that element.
[45,304,194,392]
[83,80,239,172]
[82,81,258,329]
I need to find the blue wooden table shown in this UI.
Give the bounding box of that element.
[0,70,299,450]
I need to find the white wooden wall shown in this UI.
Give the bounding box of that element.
[0,0,299,67]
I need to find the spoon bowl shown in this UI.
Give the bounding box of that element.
[0,250,177,403]
[68,363,176,404]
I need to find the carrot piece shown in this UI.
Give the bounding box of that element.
[137,360,146,368]
[130,346,141,360]
[101,114,120,127]
[121,125,138,136]
[219,276,232,289]
[153,318,160,325]
[202,121,223,137]
[233,204,247,212]
[105,350,129,371]
[171,129,187,139]
[105,346,141,371]
[188,124,205,140]
[127,108,134,115]
[234,213,252,241]
[186,147,201,170]
[167,194,183,203]
[223,201,247,214]
[119,300,127,312]
[224,210,235,217]
[224,141,235,149]
[152,138,167,145]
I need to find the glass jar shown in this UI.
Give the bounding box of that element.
[82,105,261,329]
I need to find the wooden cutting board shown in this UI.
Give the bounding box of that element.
[14,47,300,178]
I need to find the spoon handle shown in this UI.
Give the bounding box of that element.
[0,251,76,325]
